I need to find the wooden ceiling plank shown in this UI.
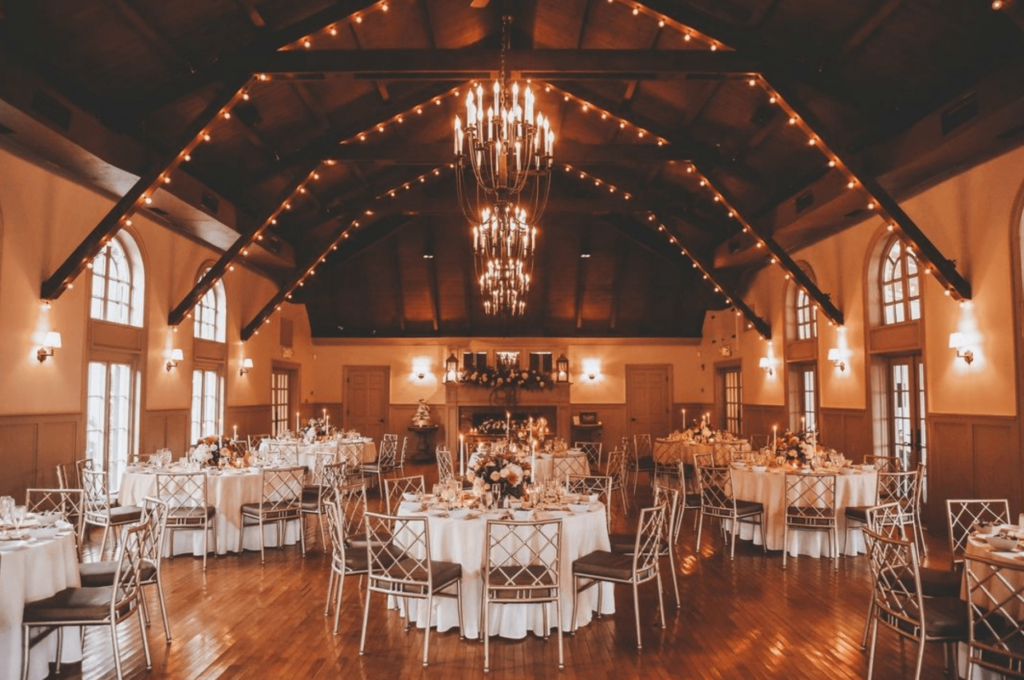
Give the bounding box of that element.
[130,0,381,118]
[241,48,762,78]
[109,0,191,70]
[418,0,438,48]
[575,231,590,330]
[346,20,390,103]
[242,214,414,341]
[390,234,407,332]
[841,0,906,55]
[41,77,251,301]
[289,82,332,133]
[323,140,698,163]
[232,0,268,28]
[609,236,630,331]
[425,222,440,332]
[576,0,594,49]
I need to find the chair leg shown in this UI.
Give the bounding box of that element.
[333,570,344,635]
[359,588,372,656]
[111,617,124,680]
[571,576,580,633]
[860,598,875,650]
[695,513,705,555]
[555,595,564,670]
[325,570,336,617]
[137,597,153,669]
[783,522,789,569]
[21,624,30,680]
[259,517,266,564]
[730,517,739,560]
[99,525,110,559]
[656,571,666,629]
[422,593,433,667]
[483,599,490,672]
[866,616,879,680]
[154,577,172,642]
[632,581,643,650]
[832,527,839,571]
[666,548,680,608]
[913,636,926,680]
[455,581,465,640]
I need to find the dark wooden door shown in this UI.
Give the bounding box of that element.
[626,365,671,441]
[344,366,389,444]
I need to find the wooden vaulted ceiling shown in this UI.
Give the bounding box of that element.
[0,0,1023,338]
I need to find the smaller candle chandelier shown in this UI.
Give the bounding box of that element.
[473,203,535,317]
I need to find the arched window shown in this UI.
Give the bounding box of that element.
[795,289,817,340]
[880,238,921,325]
[194,277,226,343]
[90,233,144,326]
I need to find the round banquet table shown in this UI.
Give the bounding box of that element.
[258,438,377,469]
[532,451,591,484]
[0,531,82,680]
[394,505,614,639]
[118,468,302,556]
[957,538,1024,679]
[730,467,877,558]
[653,438,751,466]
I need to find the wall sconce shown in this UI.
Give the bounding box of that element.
[556,354,570,383]
[827,348,846,372]
[239,357,253,376]
[165,348,184,372]
[442,353,459,383]
[581,358,601,382]
[37,331,62,363]
[949,332,974,365]
[758,357,774,377]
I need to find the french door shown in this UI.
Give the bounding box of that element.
[191,368,224,443]
[86,360,139,490]
[717,367,742,435]
[271,368,296,437]
[887,355,927,498]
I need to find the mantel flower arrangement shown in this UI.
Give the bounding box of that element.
[460,366,553,391]
[466,450,533,499]
[777,429,821,463]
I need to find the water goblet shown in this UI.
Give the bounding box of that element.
[0,496,14,526]
[11,505,26,535]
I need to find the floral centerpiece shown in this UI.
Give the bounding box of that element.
[460,366,553,391]
[466,450,533,499]
[304,417,334,442]
[777,429,821,464]
[190,436,240,466]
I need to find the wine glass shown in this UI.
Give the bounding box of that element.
[0,496,14,526]
[11,505,26,535]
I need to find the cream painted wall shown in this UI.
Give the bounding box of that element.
[0,145,315,417]
[715,144,1024,419]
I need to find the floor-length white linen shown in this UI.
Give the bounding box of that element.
[258,438,377,469]
[0,532,82,680]
[118,469,301,556]
[532,452,590,484]
[394,506,614,639]
[653,439,751,466]
[730,468,877,557]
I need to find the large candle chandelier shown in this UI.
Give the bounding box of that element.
[473,203,536,316]
[454,13,553,317]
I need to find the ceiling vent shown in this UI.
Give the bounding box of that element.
[200,192,219,214]
[31,90,71,130]
[795,191,814,214]
[941,93,978,136]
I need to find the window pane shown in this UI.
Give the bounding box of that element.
[86,363,108,469]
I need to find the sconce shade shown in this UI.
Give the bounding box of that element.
[758,357,770,369]
[43,331,62,349]
[241,357,254,369]
[170,348,185,362]
[948,332,965,350]
[827,348,841,362]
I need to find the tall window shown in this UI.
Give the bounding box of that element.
[86,361,139,490]
[795,289,817,340]
[90,233,143,326]
[194,277,227,342]
[191,368,224,442]
[881,239,921,325]
[789,365,818,431]
[272,369,294,437]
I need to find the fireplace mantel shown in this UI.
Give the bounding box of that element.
[443,383,571,448]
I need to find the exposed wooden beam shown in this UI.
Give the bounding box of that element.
[418,0,437,49]
[576,0,594,49]
[609,236,630,331]
[772,84,972,301]
[41,77,251,301]
[346,20,390,103]
[110,0,191,70]
[289,82,332,133]
[240,49,762,79]
[242,214,414,341]
[232,0,267,28]
[321,140,698,166]
[167,163,320,326]
[841,0,905,54]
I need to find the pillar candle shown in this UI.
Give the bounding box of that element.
[459,434,465,478]
[773,425,778,449]
[296,412,300,432]
[232,425,238,441]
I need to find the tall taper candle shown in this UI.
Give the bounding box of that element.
[459,434,465,478]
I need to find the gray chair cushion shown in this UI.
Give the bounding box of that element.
[573,550,633,581]
[108,505,143,524]
[79,560,157,588]
[734,500,764,517]
[23,586,119,623]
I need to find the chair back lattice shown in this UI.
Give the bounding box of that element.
[378,435,398,470]
[876,469,920,516]
[553,455,587,482]
[364,512,434,597]
[75,458,94,488]
[784,473,837,527]
[863,526,924,641]
[484,519,562,602]
[25,487,85,544]
[139,496,169,579]
[55,464,70,489]
[864,455,903,473]
[322,461,349,493]
[384,475,426,515]
[336,480,369,542]
[948,499,1011,564]
[566,475,611,505]
[634,434,653,460]
[155,471,210,522]
[631,505,667,581]
[694,457,738,519]
[865,502,913,540]
[605,447,628,489]
[436,448,455,485]
[82,468,113,518]
[963,552,1024,678]
[111,521,152,622]
[653,483,680,543]
[396,437,409,469]
[266,442,301,466]
[258,467,304,518]
[339,442,364,467]
[574,442,602,469]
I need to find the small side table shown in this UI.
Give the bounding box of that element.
[408,425,440,463]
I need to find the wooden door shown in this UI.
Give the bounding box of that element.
[887,354,927,501]
[625,365,672,442]
[344,366,389,444]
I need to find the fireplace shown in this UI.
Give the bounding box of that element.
[459,406,558,438]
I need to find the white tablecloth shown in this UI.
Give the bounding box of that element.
[0,532,82,680]
[259,438,376,469]
[958,539,1022,679]
[654,439,751,466]
[394,506,614,639]
[730,468,877,557]
[533,452,591,484]
[118,469,302,556]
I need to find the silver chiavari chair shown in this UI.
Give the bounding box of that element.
[238,466,306,563]
[156,470,216,570]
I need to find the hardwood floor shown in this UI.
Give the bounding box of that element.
[56,463,958,679]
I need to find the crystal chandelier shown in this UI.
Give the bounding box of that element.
[473,203,535,316]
